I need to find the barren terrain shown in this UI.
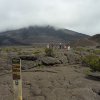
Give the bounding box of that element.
[0,46,100,100]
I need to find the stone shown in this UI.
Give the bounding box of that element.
[66,52,81,64]
[40,57,61,65]
[89,72,100,79]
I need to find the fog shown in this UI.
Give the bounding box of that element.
[0,0,100,35]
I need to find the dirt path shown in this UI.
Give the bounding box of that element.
[0,65,100,100]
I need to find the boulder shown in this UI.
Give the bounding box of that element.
[88,72,100,80]
[56,54,68,65]
[66,52,81,64]
[40,57,61,66]
[21,60,42,70]
[21,61,36,70]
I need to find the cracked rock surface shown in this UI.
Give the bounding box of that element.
[0,65,100,100]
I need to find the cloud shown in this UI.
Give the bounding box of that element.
[0,0,100,35]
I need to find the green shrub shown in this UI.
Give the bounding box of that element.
[82,54,100,71]
[33,50,41,55]
[83,68,91,75]
[93,50,100,55]
[75,47,85,52]
[45,48,54,57]
[32,50,41,57]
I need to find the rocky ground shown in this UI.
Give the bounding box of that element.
[0,65,100,100]
[0,46,100,100]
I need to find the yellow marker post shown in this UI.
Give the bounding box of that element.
[12,58,22,100]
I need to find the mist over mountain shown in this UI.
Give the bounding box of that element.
[0,26,90,46]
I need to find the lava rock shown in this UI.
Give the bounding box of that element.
[40,57,61,66]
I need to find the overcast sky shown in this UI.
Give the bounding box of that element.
[0,0,100,35]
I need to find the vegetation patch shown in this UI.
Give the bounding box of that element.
[74,47,86,52]
[45,48,54,57]
[93,50,100,55]
[82,54,100,72]
[33,50,41,55]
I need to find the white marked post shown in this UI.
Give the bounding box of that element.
[12,58,22,100]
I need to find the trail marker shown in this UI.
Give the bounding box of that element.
[12,58,22,100]
[12,56,37,100]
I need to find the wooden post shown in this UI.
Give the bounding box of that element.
[12,58,22,100]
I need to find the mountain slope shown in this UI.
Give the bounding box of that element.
[0,35,26,46]
[0,26,89,45]
[71,34,100,46]
[89,34,100,44]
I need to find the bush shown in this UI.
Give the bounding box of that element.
[75,47,85,51]
[33,50,41,55]
[96,45,100,48]
[45,48,54,57]
[82,54,100,71]
[93,50,100,55]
